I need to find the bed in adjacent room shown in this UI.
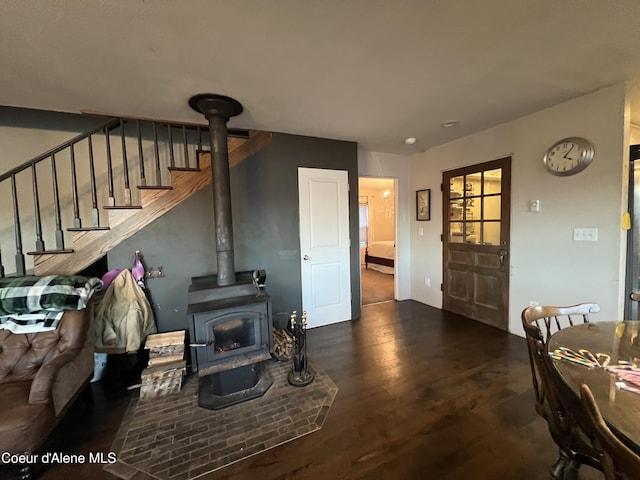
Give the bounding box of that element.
[364,240,395,274]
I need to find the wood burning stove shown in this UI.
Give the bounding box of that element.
[187,271,273,409]
[186,94,274,410]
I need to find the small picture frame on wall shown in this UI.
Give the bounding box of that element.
[416,189,431,221]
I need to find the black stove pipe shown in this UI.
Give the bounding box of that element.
[189,94,243,286]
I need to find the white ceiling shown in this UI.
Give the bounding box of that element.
[2,1,640,154]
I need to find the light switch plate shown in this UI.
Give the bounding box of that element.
[573,228,598,242]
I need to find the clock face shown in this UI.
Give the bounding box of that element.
[543,137,594,176]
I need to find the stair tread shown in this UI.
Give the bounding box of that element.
[27,249,74,255]
[104,205,143,210]
[168,167,201,172]
[138,185,173,190]
[68,226,110,232]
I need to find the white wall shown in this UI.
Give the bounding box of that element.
[631,125,640,144]
[409,84,630,335]
[0,108,104,170]
[358,150,410,300]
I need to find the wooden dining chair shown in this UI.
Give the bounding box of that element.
[521,303,602,480]
[580,384,640,480]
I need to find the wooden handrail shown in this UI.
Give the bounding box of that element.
[81,111,251,138]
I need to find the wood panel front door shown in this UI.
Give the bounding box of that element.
[442,157,511,330]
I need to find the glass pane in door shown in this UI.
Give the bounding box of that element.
[447,169,505,244]
[465,198,480,221]
[450,222,464,243]
[483,222,501,246]
[466,221,481,244]
[449,198,463,242]
[484,169,502,194]
[483,196,501,221]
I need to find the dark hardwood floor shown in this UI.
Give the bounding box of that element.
[360,267,394,305]
[0,300,603,480]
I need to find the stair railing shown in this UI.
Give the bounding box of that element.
[0,115,242,277]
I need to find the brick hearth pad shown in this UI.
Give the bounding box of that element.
[105,360,338,480]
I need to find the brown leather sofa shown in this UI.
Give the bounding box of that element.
[0,305,94,472]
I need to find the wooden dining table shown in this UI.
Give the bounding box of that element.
[547,320,640,452]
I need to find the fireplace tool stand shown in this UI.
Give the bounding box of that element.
[288,311,314,387]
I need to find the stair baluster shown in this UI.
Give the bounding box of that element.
[182,125,190,169]
[50,153,64,250]
[167,125,175,168]
[137,121,146,187]
[105,127,115,206]
[11,174,25,276]
[120,119,131,206]
[31,164,44,252]
[69,144,81,228]
[87,134,100,227]
[152,122,162,185]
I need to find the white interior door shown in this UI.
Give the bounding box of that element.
[298,167,351,328]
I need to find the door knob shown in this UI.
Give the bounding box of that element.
[498,249,507,269]
[303,255,310,260]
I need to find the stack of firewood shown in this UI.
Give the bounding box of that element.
[273,328,293,361]
[140,331,186,400]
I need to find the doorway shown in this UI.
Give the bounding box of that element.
[358,177,396,305]
[442,157,511,330]
[624,144,640,320]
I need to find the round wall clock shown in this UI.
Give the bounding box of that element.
[542,137,595,176]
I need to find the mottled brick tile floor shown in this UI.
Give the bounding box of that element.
[105,360,337,480]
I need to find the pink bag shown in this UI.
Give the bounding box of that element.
[131,251,146,289]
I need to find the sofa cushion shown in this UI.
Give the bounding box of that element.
[0,309,89,384]
[0,381,54,454]
[0,328,60,383]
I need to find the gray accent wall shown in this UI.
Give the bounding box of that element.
[108,132,360,332]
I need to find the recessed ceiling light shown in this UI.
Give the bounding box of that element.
[404,137,416,145]
[440,120,459,128]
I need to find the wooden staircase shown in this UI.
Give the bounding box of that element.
[32,131,271,275]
